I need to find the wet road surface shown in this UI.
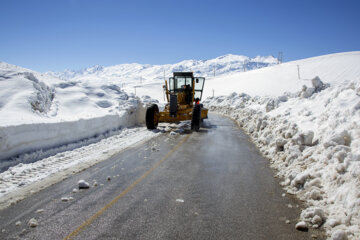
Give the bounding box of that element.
[0,114,324,239]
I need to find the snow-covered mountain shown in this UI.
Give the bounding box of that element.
[47,54,278,80]
[46,54,278,102]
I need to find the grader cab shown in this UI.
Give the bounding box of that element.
[146,72,208,131]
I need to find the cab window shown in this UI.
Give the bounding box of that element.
[169,77,174,91]
[176,76,186,89]
[169,76,193,91]
[194,77,204,91]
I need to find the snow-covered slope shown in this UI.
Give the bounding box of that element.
[203,52,360,98]
[47,54,278,101]
[203,51,360,240]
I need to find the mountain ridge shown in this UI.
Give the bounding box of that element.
[46,54,278,80]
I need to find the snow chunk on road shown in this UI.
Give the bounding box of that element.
[78,180,90,189]
[35,209,44,213]
[28,218,38,228]
[61,196,74,202]
[295,221,308,231]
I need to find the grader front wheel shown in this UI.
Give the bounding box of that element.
[146,104,159,129]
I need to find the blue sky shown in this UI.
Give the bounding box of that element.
[1,0,359,72]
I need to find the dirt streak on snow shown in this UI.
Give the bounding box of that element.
[0,127,161,210]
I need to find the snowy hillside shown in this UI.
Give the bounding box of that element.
[203,52,360,98]
[203,51,360,239]
[47,54,278,101]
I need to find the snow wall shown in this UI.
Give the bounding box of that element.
[0,103,147,165]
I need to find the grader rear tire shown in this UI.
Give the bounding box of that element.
[146,104,159,129]
[191,104,201,131]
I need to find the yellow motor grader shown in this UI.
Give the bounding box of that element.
[146,72,208,131]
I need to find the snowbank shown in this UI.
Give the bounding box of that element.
[204,77,360,239]
[0,113,141,170]
[0,62,149,169]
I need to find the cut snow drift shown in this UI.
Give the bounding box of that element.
[0,61,149,169]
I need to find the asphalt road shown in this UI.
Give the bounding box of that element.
[0,114,324,240]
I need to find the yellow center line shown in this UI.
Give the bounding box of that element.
[64,134,190,240]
